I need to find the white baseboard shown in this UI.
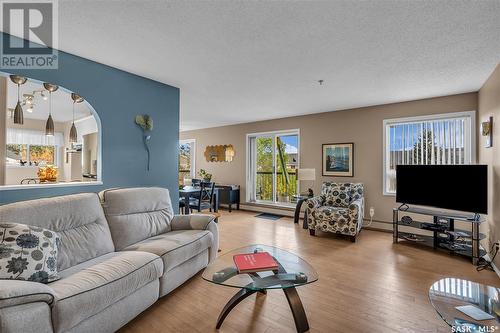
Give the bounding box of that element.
[239,204,295,217]
[483,254,500,278]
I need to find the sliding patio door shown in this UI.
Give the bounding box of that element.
[247,130,299,206]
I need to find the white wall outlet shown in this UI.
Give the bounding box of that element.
[369,207,375,217]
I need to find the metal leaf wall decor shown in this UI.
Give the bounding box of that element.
[135,114,153,171]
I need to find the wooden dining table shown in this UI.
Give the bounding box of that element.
[179,186,219,214]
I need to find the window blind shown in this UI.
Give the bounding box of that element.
[384,113,474,194]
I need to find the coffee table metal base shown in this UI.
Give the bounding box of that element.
[216,287,309,332]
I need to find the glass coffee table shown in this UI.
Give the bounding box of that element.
[202,244,318,332]
[429,277,499,332]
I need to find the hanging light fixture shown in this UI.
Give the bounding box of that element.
[9,75,27,124]
[43,83,58,136]
[69,93,84,143]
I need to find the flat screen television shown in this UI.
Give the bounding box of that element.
[396,165,488,214]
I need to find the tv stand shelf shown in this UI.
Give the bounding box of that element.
[393,206,485,265]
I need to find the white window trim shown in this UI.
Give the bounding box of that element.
[179,138,196,179]
[382,111,476,196]
[245,128,300,207]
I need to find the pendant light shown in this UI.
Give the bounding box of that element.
[69,93,84,143]
[9,75,27,124]
[43,83,58,136]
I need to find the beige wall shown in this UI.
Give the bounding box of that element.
[181,92,478,228]
[478,64,500,268]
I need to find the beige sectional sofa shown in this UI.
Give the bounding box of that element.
[0,187,219,333]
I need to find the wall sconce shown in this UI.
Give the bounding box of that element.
[481,117,493,148]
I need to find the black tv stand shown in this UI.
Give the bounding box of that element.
[393,206,485,265]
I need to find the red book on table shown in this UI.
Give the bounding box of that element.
[233,252,279,273]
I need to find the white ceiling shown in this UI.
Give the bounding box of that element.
[6,79,91,123]
[7,1,500,130]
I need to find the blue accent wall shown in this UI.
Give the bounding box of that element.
[0,33,179,206]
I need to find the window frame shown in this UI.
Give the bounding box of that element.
[382,111,476,196]
[26,143,58,166]
[245,128,300,207]
[179,139,196,180]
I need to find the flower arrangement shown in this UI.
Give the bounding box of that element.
[37,165,58,182]
[198,169,212,181]
[135,115,153,171]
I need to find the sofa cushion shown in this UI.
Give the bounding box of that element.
[0,193,114,271]
[49,251,162,333]
[0,222,60,283]
[324,183,351,207]
[100,187,174,251]
[350,183,364,201]
[123,230,213,272]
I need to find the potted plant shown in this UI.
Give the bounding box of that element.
[198,169,212,182]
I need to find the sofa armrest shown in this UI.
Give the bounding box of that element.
[171,214,219,262]
[306,195,324,212]
[0,280,55,309]
[171,214,215,230]
[305,195,325,230]
[348,198,364,231]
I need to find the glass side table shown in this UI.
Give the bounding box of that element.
[429,277,499,332]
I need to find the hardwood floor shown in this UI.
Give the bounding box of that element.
[118,210,499,333]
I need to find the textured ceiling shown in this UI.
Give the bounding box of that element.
[8,0,500,130]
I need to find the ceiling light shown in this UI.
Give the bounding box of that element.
[10,75,27,124]
[43,83,59,136]
[69,93,84,143]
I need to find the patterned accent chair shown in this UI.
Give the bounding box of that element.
[306,182,364,242]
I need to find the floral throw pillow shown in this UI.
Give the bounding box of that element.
[0,223,60,283]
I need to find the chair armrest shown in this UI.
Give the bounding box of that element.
[171,214,219,262]
[0,280,55,309]
[306,195,324,212]
[348,198,364,229]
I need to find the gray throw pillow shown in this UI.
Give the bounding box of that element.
[0,223,60,283]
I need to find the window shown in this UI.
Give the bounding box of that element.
[6,128,63,167]
[247,130,299,206]
[6,144,56,166]
[179,139,195,185]
[6,144,27,165]
[383,111,475,195]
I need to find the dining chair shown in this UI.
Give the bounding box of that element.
[179,186,203,214]
[188,181,215,213]
[179,199,186,214]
